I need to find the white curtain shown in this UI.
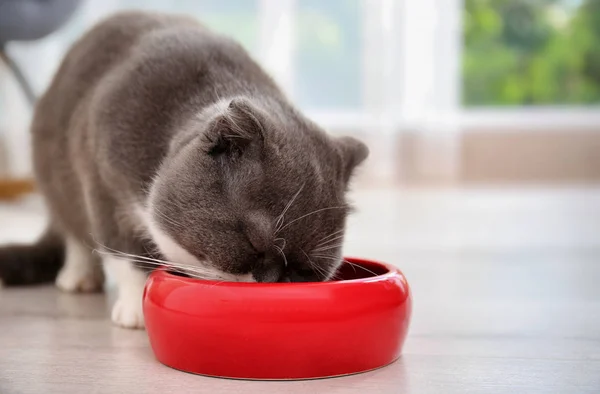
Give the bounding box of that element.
[0,0,462,181]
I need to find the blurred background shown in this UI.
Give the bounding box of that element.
[1,0,600,186]
[1,2,600,390]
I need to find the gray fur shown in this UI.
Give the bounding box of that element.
[4,11,368,284]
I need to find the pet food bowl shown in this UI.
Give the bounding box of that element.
[143,257,411,380]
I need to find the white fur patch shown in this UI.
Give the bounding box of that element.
[136,203,256,282]
[235,273,255,282]
[103,256,147,329]
[134,203,201,267]
[148,219,202,267]
[56,236,104,292]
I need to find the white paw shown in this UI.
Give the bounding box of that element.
[56,264,104,293]
[111,294,145,329]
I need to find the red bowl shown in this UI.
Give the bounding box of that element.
[142,257,412,380]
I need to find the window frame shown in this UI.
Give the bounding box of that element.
[290,0,600,135]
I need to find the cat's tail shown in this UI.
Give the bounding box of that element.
[0,227,64,286]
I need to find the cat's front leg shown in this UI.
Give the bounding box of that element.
[56,235,104,292]
[103,256,147,329]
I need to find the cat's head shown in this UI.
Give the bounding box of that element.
[145,97,368,282]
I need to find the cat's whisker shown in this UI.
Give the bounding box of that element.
[314,229,345,246]
[301,249,328,279]
[90,240,175,267]
[115,256,190,271]
[343,261,379,276]
[273,244,288,268]
[152,206,184,229]
[139,265,212,280]
[129,261,195,278]
[92,243,225,280]
[311,253,353,274]
[274,183,305,233]
[276,205,349,234]
[311,264,328,279]
[93,239,252,282]
[274,237,286,250]
[310,253,342,263]
[313,243,344,253]
[315,234,345,248]
[132,260,226,281]
[301,248,316,270]
[313,255,378,277]
[97,251,216,278]
[92,246,173,267]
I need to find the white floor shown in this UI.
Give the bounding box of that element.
[1,188,600,393]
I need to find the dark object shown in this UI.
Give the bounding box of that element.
[0,0,81,105]
[0,228,64,285]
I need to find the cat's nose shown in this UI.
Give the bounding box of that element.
[245,212,273,253]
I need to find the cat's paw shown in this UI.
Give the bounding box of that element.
[56,263,104,293]
[111,294,145,329]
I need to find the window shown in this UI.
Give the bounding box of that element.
[4,0,599,180]
[294,0,362,110]
[3,0,600,137]
[127,0,259,54]
[463,0,600,106]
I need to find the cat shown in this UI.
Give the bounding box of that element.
[0,11,368,329]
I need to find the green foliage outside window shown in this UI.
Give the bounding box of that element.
[464,0,600,106]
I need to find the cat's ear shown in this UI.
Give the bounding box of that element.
[205,98,265,156]
[336,136,369,183]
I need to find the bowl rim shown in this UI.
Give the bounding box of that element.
[149,257,402,288]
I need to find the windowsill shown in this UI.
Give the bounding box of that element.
[460,107,600,131]
[308,106,600,134]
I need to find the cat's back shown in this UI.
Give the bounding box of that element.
[30,12,203,235]
[33,11,200,134]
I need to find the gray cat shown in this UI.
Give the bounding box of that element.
[0,11,368,329]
